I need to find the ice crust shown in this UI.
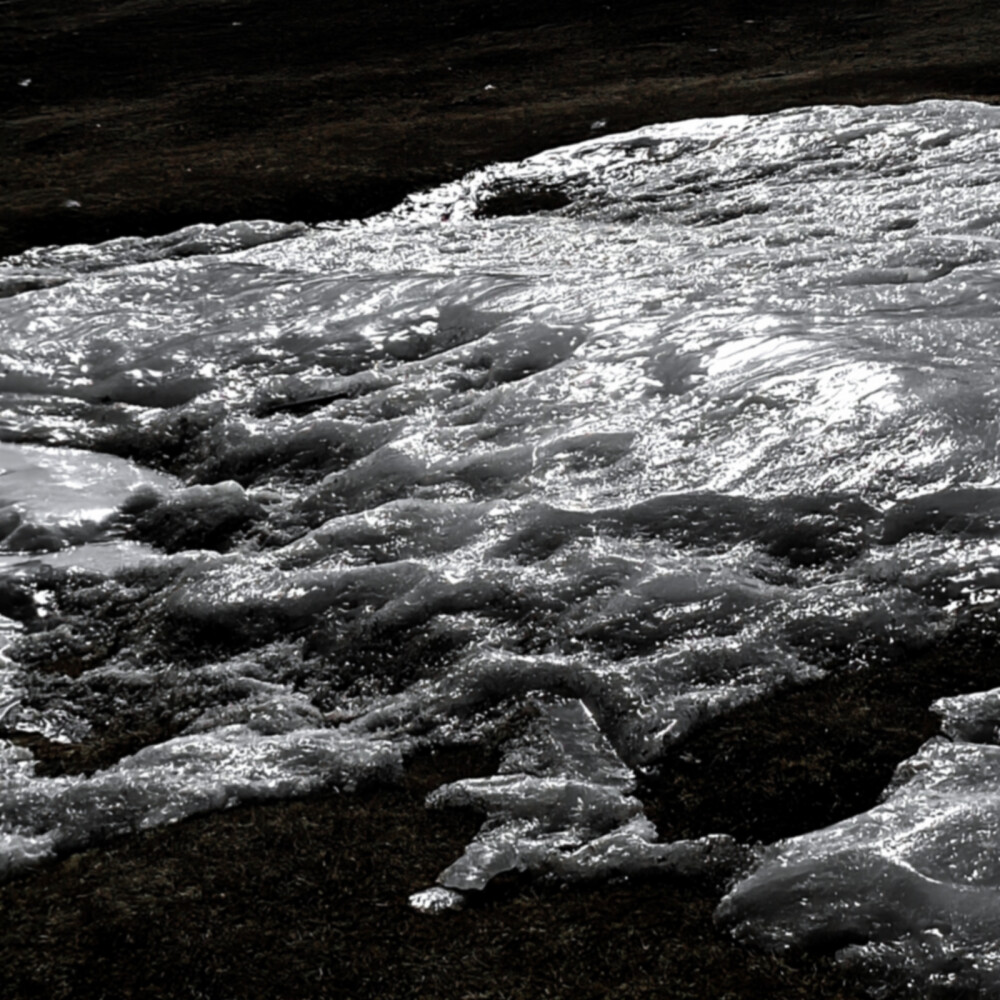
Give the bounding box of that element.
[0,727,400,879]
[716,684,1000,996]
[719,732,1000,997]
[3,100,1000,992]
[418,697,742,899]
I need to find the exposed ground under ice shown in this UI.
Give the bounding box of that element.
[5,99,1000,995]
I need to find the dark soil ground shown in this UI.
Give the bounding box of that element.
[0,752,861,1000]
[3,0,1000,257]
[5,1,1000,998]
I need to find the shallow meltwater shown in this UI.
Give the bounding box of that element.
[5,99,1000,994]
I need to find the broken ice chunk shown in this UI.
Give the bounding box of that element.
[408,886,465,913]
[931,687,1000,744]
[412,697,741,905]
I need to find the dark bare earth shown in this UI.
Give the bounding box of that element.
[3,0,1000,257]
[3,2,1000,998]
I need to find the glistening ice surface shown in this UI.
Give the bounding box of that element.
[5,99,1000,992]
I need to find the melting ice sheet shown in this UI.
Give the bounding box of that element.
[5,100,1000,992]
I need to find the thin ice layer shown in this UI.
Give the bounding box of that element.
[0,726,401,879]
[413,697,741,904]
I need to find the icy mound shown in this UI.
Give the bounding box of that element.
[718,724,1000,997]
[713,687,1000,996]
[4,100,1000,990]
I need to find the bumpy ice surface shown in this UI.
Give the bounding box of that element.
[4,99,1000,992]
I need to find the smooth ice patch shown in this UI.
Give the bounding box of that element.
[0,442,178,554]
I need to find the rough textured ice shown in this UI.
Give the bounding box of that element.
[0,726,401,879]
[4,100,1000,991]
[932,688,1000,743]
[718,733,1000,997]
[421,697,742,898]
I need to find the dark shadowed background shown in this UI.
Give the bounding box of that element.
[2,0,998,256]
